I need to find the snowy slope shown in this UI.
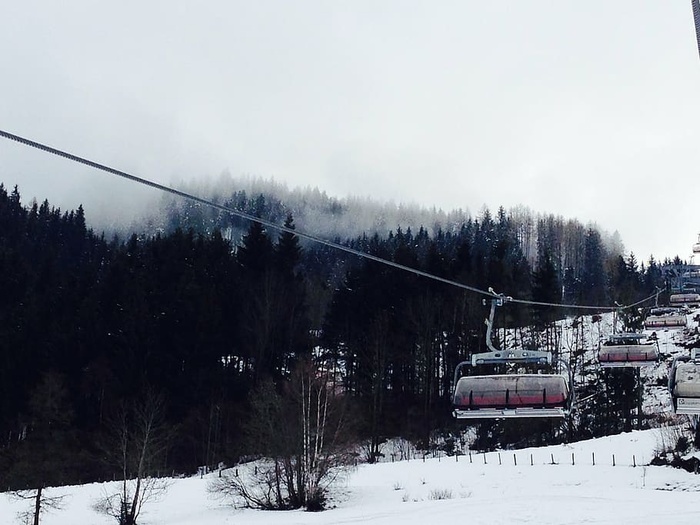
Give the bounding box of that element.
[3,310,700,524]
[3,429,700,524]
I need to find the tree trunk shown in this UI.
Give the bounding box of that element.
[33,486,42,525]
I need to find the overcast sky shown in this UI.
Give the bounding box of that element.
[2,1,700,262]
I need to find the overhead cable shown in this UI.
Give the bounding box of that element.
[0,129,652,312]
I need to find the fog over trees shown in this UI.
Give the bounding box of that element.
[0,178,672,510]
[138,174,627,280]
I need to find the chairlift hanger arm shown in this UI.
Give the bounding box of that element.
[472,289,553,366]
[483,291,511,354]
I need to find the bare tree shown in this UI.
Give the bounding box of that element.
[296,359,349,508]
[11,487,65,525]
[96,392,172,525]
[210,359,354,511]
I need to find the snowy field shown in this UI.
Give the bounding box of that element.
[3,428,700,525]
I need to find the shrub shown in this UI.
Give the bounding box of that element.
[428,488,453,500]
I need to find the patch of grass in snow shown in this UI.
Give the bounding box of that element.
[428,488,453,500]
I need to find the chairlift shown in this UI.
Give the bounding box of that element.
[597,332,659,368]
[452,293,572,420]
[643,307,687,329]
[452,374,571,419]
[669,350,700,415]
[693,233,700,254]
[669,293,700,307]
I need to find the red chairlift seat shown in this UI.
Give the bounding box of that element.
[453,374,570,419]
[644,315,687,328]
[670,293,700,307]
[598,333,659,368]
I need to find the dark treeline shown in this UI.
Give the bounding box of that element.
[0,184,670,489]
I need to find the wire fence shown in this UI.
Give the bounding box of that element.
[364,445,647,469]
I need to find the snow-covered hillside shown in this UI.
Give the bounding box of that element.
[2,429,700,524]
[4,309,700,524]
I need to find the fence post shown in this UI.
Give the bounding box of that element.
[592,452,595,466]
[633,455,636,467]
[530,454,533,466]
[513,454,517,466]
[551,453,555,465]
[483,453,487,464]
[469,451,473,464]
[572,453,575,466]
[612,454,616,467]
[498,453,502,465]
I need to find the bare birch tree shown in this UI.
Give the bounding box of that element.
[210,359,354,511]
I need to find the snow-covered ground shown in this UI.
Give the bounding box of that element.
[3,428,700,524]
[4,309,700,524]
